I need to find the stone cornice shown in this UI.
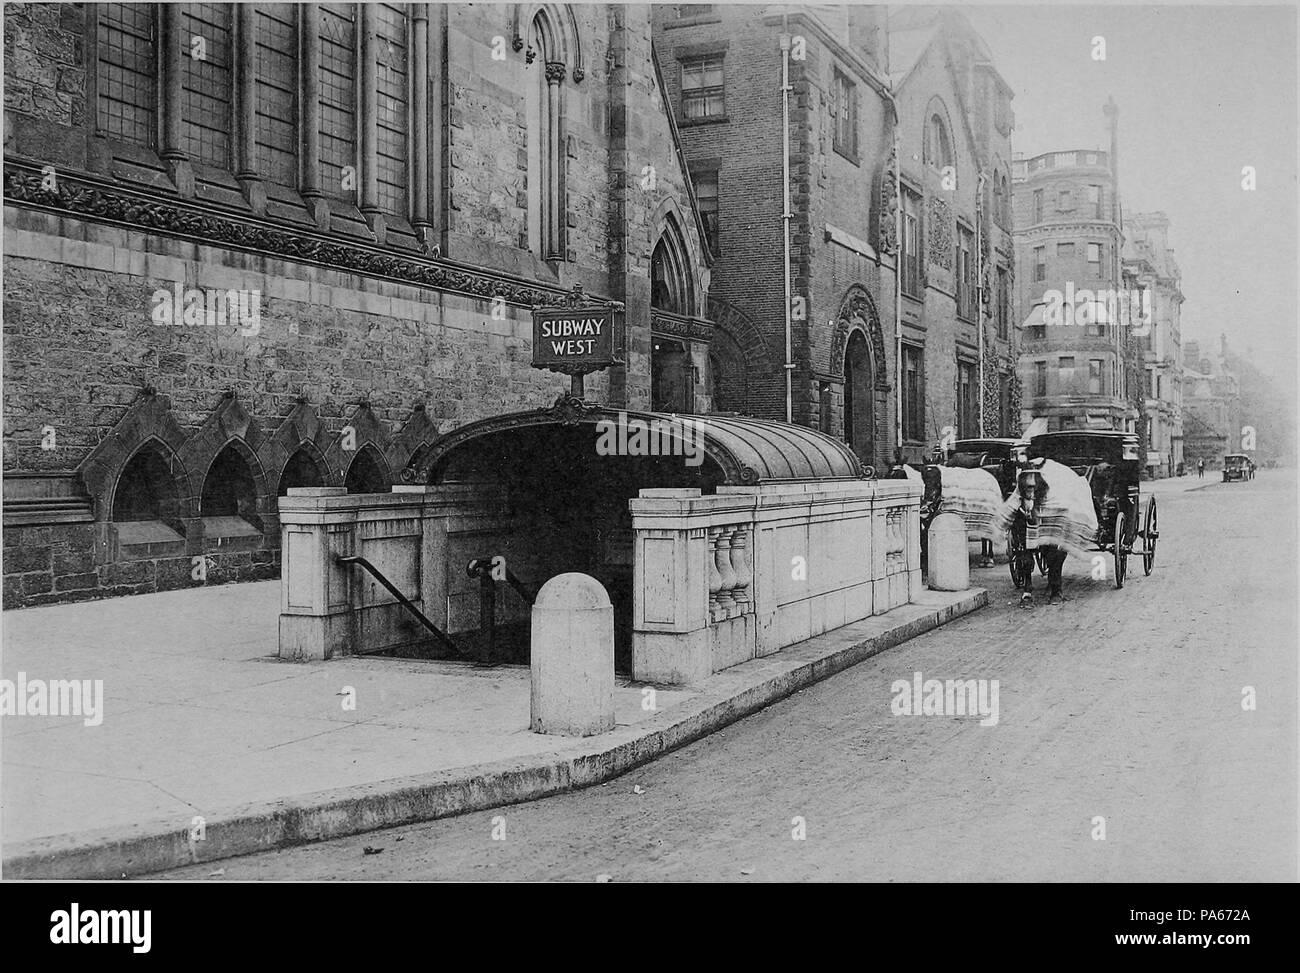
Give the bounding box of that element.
[3,163,603,310]
[1014,221,1122,239]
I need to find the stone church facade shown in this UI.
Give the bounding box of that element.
[2,2,713,607]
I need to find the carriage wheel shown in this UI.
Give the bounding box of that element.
[1142,495,1158,576]
[1007,521,1029,589]
[1113,511,1127,589]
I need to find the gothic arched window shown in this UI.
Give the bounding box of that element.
[650,216,694,316]
[923,111,954,170]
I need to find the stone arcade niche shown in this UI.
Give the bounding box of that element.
[200,443,262,541]
[111,441,185,547]
[344,446,389,494]
[277,448,324,496]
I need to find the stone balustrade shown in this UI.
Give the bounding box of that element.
[630,478,922,685]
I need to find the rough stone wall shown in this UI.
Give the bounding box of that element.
[2,3,709,608]
[2,2,88,127]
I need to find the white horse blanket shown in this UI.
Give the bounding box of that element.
[931,466,1004,542]
[992,458,1098,558]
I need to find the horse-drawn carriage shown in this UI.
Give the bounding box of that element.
[1005,430,1158,592]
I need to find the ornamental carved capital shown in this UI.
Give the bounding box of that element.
[545,61,567,84]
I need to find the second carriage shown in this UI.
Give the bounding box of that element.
[1007,430,1159,590]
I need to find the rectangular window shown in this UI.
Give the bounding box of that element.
[320,3,358,200]
[681,54,724,120]
[181,3,234,168]
[97,3,157,146]
[956,225,974,320]
[957,360,977,439]
[1057,188,1072,210]
[831,69,857,158]
[1058,356,1075,387]
[902,187,923,298]
[693,170,720,256]
[1090,359,1104,394]
[375,3,409,217]
[904,344,925,441]
[1087,242,1102,277]
[1056,242,1075,259]
[1032,189,1043,223]
[1034,361,1047,397]
[1088,184,1102,218]
[255,4,299,187]
[1034,246,1046,282]
[678,4,714,16]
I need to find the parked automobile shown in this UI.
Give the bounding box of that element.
[1222,454,1253,482]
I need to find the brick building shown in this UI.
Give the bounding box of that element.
[652,4,1018,469]
[1012,102,1141,434]
[1124,211,1184,477]
[2,2,713,608]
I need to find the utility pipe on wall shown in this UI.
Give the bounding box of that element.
[892,105,903,460]
[780,29,794,424]
[976,169,987,436]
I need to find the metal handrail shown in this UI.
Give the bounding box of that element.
[335,555,463,658]
[466,558,537,606]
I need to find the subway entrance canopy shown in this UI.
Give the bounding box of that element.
[416,393,867,490]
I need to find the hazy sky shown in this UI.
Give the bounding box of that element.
[959,2,1297,381]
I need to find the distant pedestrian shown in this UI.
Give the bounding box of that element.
[1197,458,1205,479]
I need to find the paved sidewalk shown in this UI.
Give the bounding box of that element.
[1144,474,1216,495]
[1,579,984,878]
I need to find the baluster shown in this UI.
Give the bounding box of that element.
[729,525,752,612]
[715,525,738,618]
[707,526,723,622]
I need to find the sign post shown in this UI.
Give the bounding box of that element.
[531,284,625,398]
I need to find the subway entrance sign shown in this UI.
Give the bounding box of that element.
[531,286,625,378]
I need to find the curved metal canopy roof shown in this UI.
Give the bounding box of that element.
[420,395,865,486]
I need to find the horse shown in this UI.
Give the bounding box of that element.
[897,464,1004,574]
[993,458,1098,607]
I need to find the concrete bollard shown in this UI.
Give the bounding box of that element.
[530,572,615,737]
[926,512,970,592]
